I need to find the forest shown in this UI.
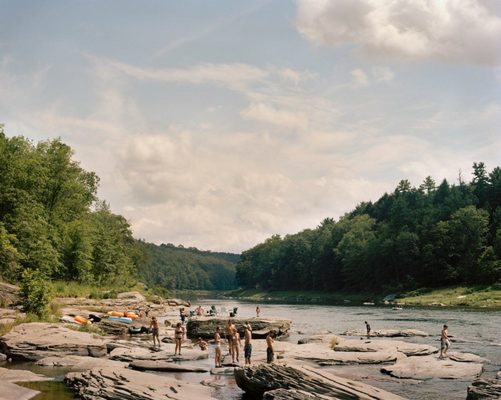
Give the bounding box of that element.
[236,164,501,293]
[136,241,238,290]
[0,128,238,292]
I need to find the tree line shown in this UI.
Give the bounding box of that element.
[236,163,501,292]
[0,127,239,293]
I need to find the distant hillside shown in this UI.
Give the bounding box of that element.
[136,241,239,290]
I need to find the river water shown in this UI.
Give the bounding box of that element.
[3,300,500,400]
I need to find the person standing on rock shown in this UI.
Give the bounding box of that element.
[231,323,241,364]
[244,323,253,365]
[214,326,222,367]
[266,330,275,364]
[174,322,184,355]
[149,316,161,349]
[439,324,451,359]
[365,321,371,339]
[256,306,260,317]
[225,319,234,357]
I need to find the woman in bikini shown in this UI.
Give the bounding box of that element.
[174,322,184,355]
[214,326,222,367]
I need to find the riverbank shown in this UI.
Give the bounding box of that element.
[225,285,501,309]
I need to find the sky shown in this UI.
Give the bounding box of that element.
[1,0,500,253]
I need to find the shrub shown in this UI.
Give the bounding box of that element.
[19,269,53,317]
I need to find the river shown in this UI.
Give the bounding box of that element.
[4,300,500,400]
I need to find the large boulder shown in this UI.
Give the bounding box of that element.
[0,323,108,361]
[234,364,406,399]
[0,282,19,307]
[65,366,211,400]
[186,316,291,339]
[467,377,501,399]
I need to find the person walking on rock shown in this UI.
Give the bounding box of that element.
[439,324,451,359]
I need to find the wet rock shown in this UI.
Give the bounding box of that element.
[65,366,211,400]
[342,329,429,337]
[129,360,208,372]
[0,323,108,361]
[186,316,291,339]
[234,364,405,399]
[467,377,501,399]
[381,355,483,380]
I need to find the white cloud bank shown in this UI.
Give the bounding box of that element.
[296,0,501,66]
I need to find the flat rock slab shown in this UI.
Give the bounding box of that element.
[109,346,208,362]
[334,338,438,356]
[0,323,108,361]
[342,329,429,337]
[65,366,211,400]
[448,352,489,363]
[36,355,127,370]
[130,360,208,372]
[0,367,53,382]
[381,355,484,380]
[186,316,291,339]
[235,363,406,399]
[0,381,40,400]
[284,341,399,365]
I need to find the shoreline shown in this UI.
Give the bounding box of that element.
[220,286,501,310]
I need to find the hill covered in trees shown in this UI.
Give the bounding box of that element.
[0,127,238,292]
[236,164,501,293]
[136,242,239,290]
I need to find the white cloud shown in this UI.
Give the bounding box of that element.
[296,0,501,66]
[351,68,369,87]
[240,102,309,130]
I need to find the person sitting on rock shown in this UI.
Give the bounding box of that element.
[197,337,208,351]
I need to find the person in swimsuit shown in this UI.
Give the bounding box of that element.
[225,319,234,357]
[439,324,451,359]
[149,316,161,348]
[266,330,276,364]
[214,326,222,367]
[174,322,184,355]
[231,323,240,364]
[244,323,253,365]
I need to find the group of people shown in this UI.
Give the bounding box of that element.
[147,307,276,366]
[148,316,185,355]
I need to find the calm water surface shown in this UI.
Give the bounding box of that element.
[4,300,500,400]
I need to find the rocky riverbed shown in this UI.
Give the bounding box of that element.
[1,286,500,399]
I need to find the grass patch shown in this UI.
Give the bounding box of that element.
[397,286,501,308]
